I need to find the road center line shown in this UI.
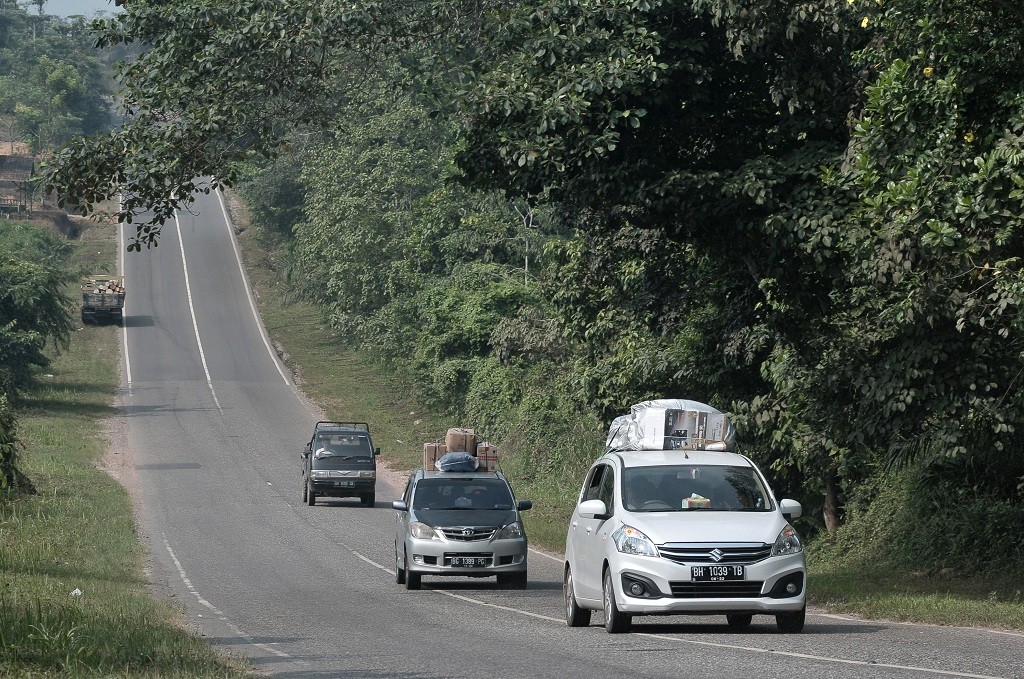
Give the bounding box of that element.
[173,211,221,413]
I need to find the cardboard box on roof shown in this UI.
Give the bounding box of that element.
[476,441,497,471]
[445,427,477,454]
[423,442,447,470]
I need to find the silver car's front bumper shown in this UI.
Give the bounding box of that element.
[609,551,806,614]
[406,536,527,575]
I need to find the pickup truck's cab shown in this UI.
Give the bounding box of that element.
[301,422,380,507]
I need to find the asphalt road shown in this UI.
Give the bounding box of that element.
[117,189,1024,679]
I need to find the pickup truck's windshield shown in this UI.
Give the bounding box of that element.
[413,478,514,511]
[622,465,771,512]
[313,432,373,459]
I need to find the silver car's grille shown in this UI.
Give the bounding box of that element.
[438,527,498,542]
[658,543,772,565]
[669,581,765,598]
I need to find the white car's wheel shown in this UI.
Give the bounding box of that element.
[564,565,592,627]
[776,606,805,633]
[602,569,632,633]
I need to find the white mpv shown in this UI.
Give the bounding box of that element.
[563,448,806,633]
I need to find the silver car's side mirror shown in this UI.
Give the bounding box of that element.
[779,499,802,520]
[392,500,408,511]
[577,498,610,519]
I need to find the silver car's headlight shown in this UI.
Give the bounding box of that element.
[495,522,523,540]
[772,525,803,556]
[358,471,376,478]
[410,522,439,540]
[612,525,658,557]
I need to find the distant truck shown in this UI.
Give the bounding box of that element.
[80,275,125,324]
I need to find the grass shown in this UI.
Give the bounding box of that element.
[806,561,1024,630]
[0,217,254,677]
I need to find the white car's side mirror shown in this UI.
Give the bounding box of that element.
[577,499,610,519]
[780,499,802,520]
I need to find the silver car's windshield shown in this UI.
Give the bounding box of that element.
[412,479,514,511]
[622,465,771,512]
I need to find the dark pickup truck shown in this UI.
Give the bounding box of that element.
[301,421,380,507]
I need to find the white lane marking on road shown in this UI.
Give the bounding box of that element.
[634,631,1007,679]
[173,211,221,413]
[529,547,562,563]
[119,220,132,389]
[163,535,290,659]
[215,188,291,386]
[339,543,1005,678]
[814,612,1024,638]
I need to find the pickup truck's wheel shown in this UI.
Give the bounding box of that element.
[306,483,316,506]
[564,566,592,627]
[362,492,375,507]
[603,569,632,633]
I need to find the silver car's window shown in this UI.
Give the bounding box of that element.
[412,479,514,510]
[622,465,771,512]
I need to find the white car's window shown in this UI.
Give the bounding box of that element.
[581,465,607,503]
[622,465,771,512]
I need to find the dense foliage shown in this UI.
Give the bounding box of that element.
[45,0,1024,569]
[0,222,76,491]
[0,4,111,154]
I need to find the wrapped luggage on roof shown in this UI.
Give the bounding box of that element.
[606,399,735,452]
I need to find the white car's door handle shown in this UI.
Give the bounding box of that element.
[586,526,593,533]
[572,521,579,528]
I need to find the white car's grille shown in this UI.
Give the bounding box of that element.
[659,543,772,565]
[669,581,765,598]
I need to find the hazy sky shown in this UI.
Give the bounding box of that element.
[43,0,120,18]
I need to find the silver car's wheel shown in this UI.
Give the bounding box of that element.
[395,544,405,584]
[602,569,632,633]
[564,566,592,627]
[404,555,421,590]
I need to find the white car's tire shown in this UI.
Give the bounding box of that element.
[602,569,632,633]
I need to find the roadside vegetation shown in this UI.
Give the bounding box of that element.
[0,218,254,676]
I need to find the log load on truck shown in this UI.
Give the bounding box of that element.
[80,275,125,324]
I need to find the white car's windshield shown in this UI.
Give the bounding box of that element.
[622,465,771,512]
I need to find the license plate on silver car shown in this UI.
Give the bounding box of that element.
[691,565,744,581]
[449,557,489,568]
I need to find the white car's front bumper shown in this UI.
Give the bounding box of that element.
[608,551,806,614]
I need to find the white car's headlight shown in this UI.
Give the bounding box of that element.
[772,525,803,556]
[495,522,523,540]
[358,471,376,478]
[612,525,658,557]
[410,522,439,540]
